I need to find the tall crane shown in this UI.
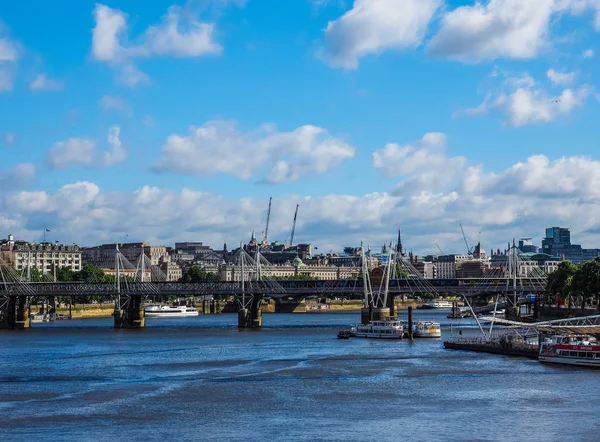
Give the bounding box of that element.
[459,223,473,255]
[434,243,445,255]
[288,204,299,246]
[262,197,272,246]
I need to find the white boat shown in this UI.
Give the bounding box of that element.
[144,305,199,318]
[401,320,442,338]
[31,313,49,323]
[351,319,404,339]
[539,334,600,368]
[428,299,453,309]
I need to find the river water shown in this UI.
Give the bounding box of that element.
[1,310,599,442]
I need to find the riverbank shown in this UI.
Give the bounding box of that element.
[30,305,115,319]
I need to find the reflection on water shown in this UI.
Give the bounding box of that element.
[1,311,599,442]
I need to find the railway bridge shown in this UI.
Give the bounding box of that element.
[0,277,547,330]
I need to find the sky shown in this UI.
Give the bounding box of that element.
[1,0,600,254]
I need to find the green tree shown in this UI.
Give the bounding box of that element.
[56,267,75,282]
[546,261,577,308]
[182,265,220,282]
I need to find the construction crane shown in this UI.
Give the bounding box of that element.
[459,223,474,255]
[288,204,299,246]
[262,197,272,246]
[434,243,445,255]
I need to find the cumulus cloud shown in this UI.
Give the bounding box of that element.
[583,48,594,58]
[428,0,600,62]
[29,73,64,91]
[461,70,591,126]
[47,126,127,169]
[92,3,223,86]
[5,147,600,255]
[547,68,575,85]
[320,0,441,69]
[152,121,355,184]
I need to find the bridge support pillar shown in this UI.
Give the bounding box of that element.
[238,296,262,328]
[361,307,390,325]
[114,295,145,329]
[387,294,397,319]
[0,296,30,330]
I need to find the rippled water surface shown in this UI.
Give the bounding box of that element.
[1,310,599,441]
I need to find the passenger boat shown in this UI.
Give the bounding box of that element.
[427,299,453,309]
[401,320,442,338]
[539,334,600,368]
[31,313,49,323]
[351,319,404,339]
[144,305,199,318]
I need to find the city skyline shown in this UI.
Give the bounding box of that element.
[1,1,600,254]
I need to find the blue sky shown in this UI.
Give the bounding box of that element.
[1,0,600,253]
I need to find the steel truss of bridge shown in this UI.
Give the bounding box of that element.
[0,277,547,298]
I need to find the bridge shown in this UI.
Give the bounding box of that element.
[0,243,548,330]
[0,278,544,297]
[0,277,547,330]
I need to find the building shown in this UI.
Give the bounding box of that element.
[518,238,538,254]
[541,227,600,264]
[218,260,361,281]
[82,242,180,281]
[0,234,82,275]
[435,254,472,279]
[159,262,183,281]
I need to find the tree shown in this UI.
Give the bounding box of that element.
[546,261,577,307]
[182,265,220,282]
[56,267,75,282]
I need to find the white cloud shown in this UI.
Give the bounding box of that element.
[29,73,63,91]
[47,126,127,169]
[462,71,591,126]
[103,126,127,165]
[98,94,131,115]
[152,121,354,183]
[547,68,575,85]
[583,48,594,58]
[47,138,96,169]
[92,4,223,86]
[429,0,600,62]
[5,147,600,254]
[320,0,441,69]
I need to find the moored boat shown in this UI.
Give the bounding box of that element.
[539,334,600,368]
[401,320,442,338]
[31,313,49,323]
[427,299,453,309]
[351,319,404,339]
[144,305,199,318]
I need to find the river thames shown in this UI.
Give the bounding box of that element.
[1,310,599,441]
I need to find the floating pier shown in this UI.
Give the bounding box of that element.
[444,338,538,359]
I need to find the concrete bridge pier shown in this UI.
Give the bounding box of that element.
[275,298,306,313]
[238,295,262,329]
[361,307,390,325]
[387,294,397,319]
[114,295,145,329]
[0,296,30,329]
